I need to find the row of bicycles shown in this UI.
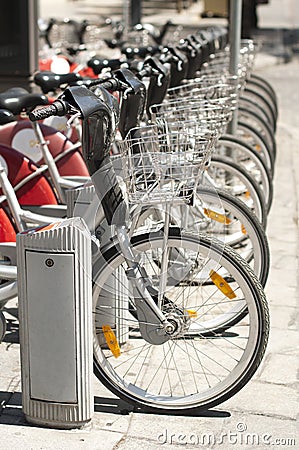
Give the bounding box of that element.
[0,21,278,413]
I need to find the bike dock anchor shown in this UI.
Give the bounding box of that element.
[17,217,93,429]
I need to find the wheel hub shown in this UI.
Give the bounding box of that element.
[163,307,191,338]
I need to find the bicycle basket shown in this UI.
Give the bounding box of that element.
[150,97,235,137]
[117,122,215,205]
[167,79,239,105]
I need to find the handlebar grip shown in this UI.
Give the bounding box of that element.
[29,104,57,121]
[138,67,152,79]
[100,79,121,91]
[81,77,123,92]
[29,100,68,122]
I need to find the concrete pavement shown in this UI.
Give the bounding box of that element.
[0,1,298,449]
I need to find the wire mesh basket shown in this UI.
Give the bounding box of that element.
[166,79,239,105]
[117,122,215,205]
[200,61,248,86]
[200,40,257,81]
[198,73,244,93]
[150,97,235,137]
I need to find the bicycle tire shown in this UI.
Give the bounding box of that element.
[244,82,278,122]
[217,135,274,212]
[237,120,275,175]
[241,88,277,132]
[207,155,267,227]
[239,97,275,133]
[93,229,270,413]
[249,74,277,105]
[239,107,276,158]
[192,186,270,286]
[0,311,6,342]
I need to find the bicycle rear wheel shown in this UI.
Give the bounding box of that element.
[93,229,269,413]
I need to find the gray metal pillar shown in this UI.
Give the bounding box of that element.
[130,0,142,26]
[123,0,142,29]
[0,0,39,91]
[123,0,130,38]
[228,0,242,134]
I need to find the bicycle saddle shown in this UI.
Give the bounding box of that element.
[33,71,82,94]
[0,109,16,125]
[121,44,160,60]
[0,88,48,115]
[87,58,123,75]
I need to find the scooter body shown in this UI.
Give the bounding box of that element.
[0,143,58,206]
[0,121,89,177]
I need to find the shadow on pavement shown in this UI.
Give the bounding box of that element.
[2,305,19,344]
[94,396,230,418]
[0,392,29,426]
[0,391,230,426]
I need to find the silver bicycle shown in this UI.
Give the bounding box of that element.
[28,83,269,413]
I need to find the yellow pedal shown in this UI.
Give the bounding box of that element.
[209,270,236,299]
[241,224,247,235]
[204,208,231,225]
[102,325,121,358]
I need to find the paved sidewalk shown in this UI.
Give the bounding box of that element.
[0,1,298,449]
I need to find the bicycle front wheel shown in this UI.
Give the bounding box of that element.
[217,135,273,212]
[93,230,269,413]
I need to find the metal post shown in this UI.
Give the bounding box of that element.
[228,0,242,134]
[0,0,38,91]
[130,0,142,27]
[123,0,130,40]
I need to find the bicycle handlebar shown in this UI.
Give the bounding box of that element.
[81,77,125,91]
[29,100,68,121]
[29,78,127,122]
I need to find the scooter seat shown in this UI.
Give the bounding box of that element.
[0,109,16,125]
[0,88,49,115]
[34,71,82,94]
